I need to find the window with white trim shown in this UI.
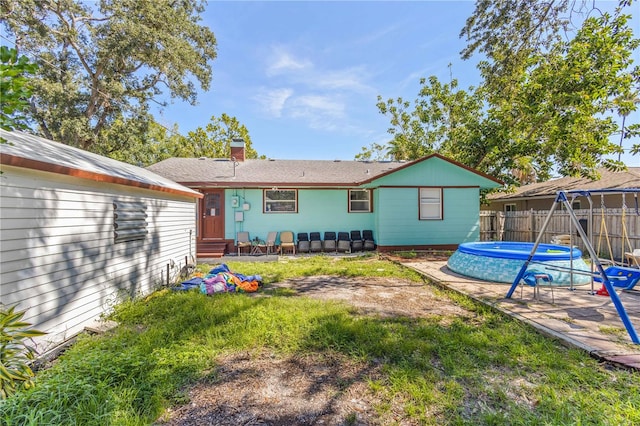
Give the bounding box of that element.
[505,203,516,212]
[349,189,372,212]
[264,189,297,213]
[419,188,442,220]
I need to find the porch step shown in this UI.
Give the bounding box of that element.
[197,240,230,259]
[197,252,224,259]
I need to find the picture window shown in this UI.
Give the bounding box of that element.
[264,189,297,213]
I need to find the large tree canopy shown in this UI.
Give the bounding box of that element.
[103,114,261,167]
[462,0,639,180]
[369,0,639,184]
[1,0,217,154]
[180,113,260,160]
[0,46,37,134]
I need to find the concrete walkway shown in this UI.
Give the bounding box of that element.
[405,260,640,370]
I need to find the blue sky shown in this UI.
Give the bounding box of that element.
[155,1,483,160]
[156,0,639,166]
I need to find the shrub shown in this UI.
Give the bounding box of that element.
[0,305,46,399]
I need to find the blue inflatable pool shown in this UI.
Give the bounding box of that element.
[447,242,591,285]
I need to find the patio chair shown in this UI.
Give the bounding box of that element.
[350,230,363,252]
[265,231,278,255]
[237,231,251,256]
[279,231,296,255]
[337,232,351,253]
[362,229,376,251]
[297,232,310,253]
[309,232,322,253]
[323,231,337,252]
[624,249,640,268]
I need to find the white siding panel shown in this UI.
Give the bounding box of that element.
[0,165,196,352]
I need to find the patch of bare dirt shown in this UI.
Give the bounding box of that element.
[157,352,386,426]
[266,275,468,319]
[156,274,469,425]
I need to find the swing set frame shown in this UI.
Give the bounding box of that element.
[505,189,640,344]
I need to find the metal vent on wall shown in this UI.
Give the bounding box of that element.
[113,201,148,243]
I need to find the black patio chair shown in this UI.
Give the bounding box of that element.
[323,231,337,252]
[350,230,363,252]
[337,232,351,253]
[297,232,310,253]
[309,232,322,253]
[362,229,376,251]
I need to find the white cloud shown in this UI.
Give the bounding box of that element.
[292,95,344,117]
[259,46,374,132]
[265,46,373,93]
[288,95,346,131]
[266,47,312,76]
[254,88,294,117]
[315,67,374,93]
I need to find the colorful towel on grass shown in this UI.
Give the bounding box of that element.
[200,264,263,294]
[173,277,203,291]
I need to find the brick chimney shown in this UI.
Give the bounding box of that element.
[230,138,245,162]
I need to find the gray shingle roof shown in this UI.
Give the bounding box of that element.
[146,157,412,187]
[488,167,640,200]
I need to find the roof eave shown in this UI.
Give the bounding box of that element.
[1,153,203,199]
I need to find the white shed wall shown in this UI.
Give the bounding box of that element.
[0,165,197,351]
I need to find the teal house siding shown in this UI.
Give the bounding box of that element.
[441,188,482,244]
[375,187,480,246]
[369,156,491,187]
[375,187,419,246]
[224,189,374,242]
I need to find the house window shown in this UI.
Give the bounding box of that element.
[572,201,581,210]
[419,188,442,220]
[349,189,372,212]
[505,204,516,212]
[264,189,297,213]
[113,201,148,243]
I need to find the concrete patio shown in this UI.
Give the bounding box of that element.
[405,260,640,371]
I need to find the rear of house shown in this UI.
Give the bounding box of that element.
[147,141,503,257]
[0,131,201,351]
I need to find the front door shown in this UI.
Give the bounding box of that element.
[200,189,225,240]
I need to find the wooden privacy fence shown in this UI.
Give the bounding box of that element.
[480,209,640,261]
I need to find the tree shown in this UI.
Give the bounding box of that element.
[0,46,37,134]
[372,1,638,183]
[94,114,260,167]
[178,114,261,160]
[371,74,485,161]
[354,142,393,162]
[101,120,186,167]
[0,0,217,153]
[614,91,640,160]
[460,0,639,179]
[374,95,428,161]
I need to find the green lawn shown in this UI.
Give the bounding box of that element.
[2,256,639,425]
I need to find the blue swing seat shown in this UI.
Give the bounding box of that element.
[594,266,640,290]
